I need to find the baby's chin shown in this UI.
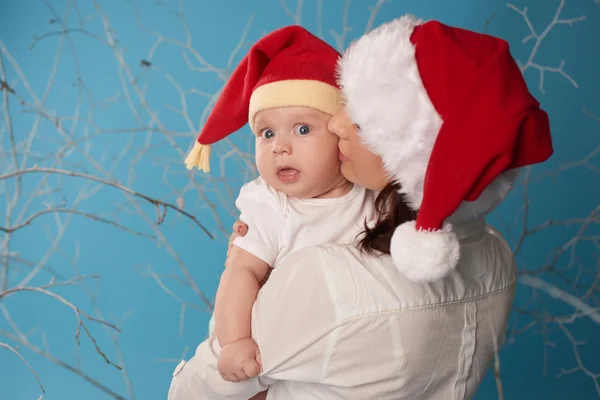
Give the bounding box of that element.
[272,182,312,199]
[263,175,314,199]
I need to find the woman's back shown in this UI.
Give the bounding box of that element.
[168,219,516,400]
[253,217,516,399]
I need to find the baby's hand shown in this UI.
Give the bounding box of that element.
[218,338,262,382]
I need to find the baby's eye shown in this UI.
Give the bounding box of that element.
[294,125,310,135]
[260,129,275,139]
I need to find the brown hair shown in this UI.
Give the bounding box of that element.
[358,183,417,255]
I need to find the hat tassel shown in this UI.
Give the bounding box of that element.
[185,142,211,173]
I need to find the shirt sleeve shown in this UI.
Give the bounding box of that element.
[167,247,339,399]
[232,178,285,266]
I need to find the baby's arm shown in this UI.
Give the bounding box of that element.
[215,177,282,381]
[215,246,269,344]
[214,245,270,381]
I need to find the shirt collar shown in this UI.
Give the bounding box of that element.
[453,216,487,243]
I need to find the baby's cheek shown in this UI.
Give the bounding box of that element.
[254,152,271,176]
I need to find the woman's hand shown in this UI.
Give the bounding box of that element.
[227,220,248,258]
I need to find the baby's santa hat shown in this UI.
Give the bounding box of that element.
[338,16,553,282]
[185,25,341,172]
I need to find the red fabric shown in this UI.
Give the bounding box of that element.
[196,25,340,145]
[410,21,553,231]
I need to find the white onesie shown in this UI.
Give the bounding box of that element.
[233,177,377,267]
[208,177,377,335]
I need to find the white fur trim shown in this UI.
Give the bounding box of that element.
[449,169,520,223]
[390,220,460,282]
[338,15,442,210]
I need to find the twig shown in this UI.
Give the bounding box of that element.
[316,0,324,38]
[519,275,600,324]
[280,0,303,25]
[128,200,215,311]
[0,341,45,394]
[30,28,107,50]
[0,167,213,238]
[146,265,207,336]
[0,207,154,237]
[556,322,600,396]
[0,329,127,400]
[583,107,600,124]
[364,0,388,34]
[69,256,137,400]
[0,285,122,369]
[330,0,352,52]
[483,12,497,34]
[507,0,585,94]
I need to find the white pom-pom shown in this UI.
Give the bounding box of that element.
[390,220,460,282]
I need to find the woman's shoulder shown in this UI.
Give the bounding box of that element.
[284,243,385,269]
[275,229,517,315]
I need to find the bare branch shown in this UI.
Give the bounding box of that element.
[519,275,600,324]
[556,323,600,395]
[145,265,207,336]
[226,14,255,72]
[329,0,353,52]
[0,283,122,369]
[0,0,257,396]
[316,0,324,38]
[483,12,497,34]
[507,0,585,93]
[583,107,600,124]
[364,0,388,34]
[0,167,213,238]
[1,207,155,237]
[0,329,127,400]
[0,341,45,394]
[67,251,137,400]
[30,28,107,50]
[280,0,303,25]
[128,200,215,311]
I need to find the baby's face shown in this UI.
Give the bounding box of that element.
[253,106,346,199]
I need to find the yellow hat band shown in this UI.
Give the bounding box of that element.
[248,80,342,132]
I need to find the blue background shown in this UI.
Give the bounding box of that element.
[0,0,598,399]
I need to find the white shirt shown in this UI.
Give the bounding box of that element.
[233,177,377,267]
[168,217,517,399]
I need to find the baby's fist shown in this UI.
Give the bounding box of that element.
[218,338,261,382]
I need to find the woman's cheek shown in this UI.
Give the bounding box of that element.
[337,140,349,156]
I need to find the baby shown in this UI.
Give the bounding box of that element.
[185,26,375,382]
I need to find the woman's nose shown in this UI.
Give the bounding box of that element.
[327,110,349,139]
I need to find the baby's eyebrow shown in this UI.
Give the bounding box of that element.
[253,120,269,131]
[290,111,326,122]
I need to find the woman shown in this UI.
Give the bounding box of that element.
[168,15,552,399]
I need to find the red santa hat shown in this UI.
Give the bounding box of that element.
[338,15,553,282]
[185,25,341,172]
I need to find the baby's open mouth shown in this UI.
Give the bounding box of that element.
[277,167,300,182]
